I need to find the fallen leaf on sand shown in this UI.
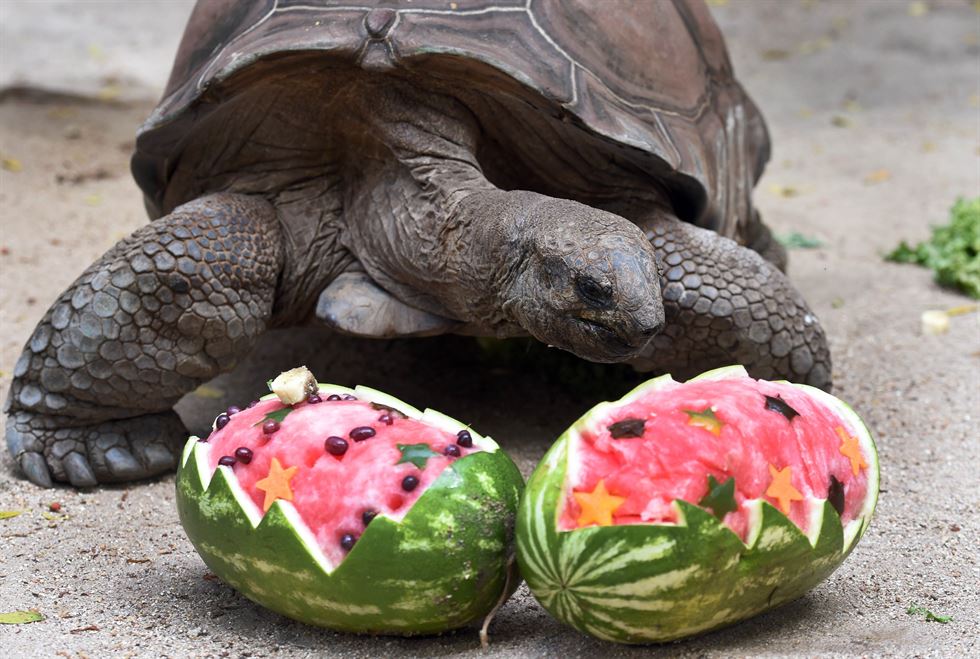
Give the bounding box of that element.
[769,184,801,198]
[907,1,929,18]
[864,169,892,184]
[0,511,24,520]
[0,610,45,624]
[830,115,851,128]
[2,157,23,172]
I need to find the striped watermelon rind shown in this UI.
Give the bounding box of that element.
[516,365,879,643]
[176,383,525,635]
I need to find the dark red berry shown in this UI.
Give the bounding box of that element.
[218,456,236,467]
[227,405,241,416]
[343,394,357,401]
[327,394,342,401]
[247,400,259,408]
[456,430,473,448]
[378,413,393,425]
[362,510,377,525]
[325,436,348,456]
[215,413,230,430]
[262,420,280,435]
[340,534,357,551]
[349,426,376,442]
[307,394,323,404]
[234,447,253,464]
[401,475,419,491]
[444,444,461,457]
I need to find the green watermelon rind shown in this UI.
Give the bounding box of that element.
[516,367,880,644]
[177,383,525,635]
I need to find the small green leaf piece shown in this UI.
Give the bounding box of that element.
[608,418,645,439]
[0,510,24,520]
[0,610,45,624]
[252,406,293,427]
[697,475,737,520]
[777,232,825,249]
[907,603,952,623]
[396,443,440,470]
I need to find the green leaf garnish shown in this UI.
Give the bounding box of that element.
[252,406,293,427]
[396,443,440,470]
[698,475,737,520]
[0,510,24,520]
[907,603,952,623]
[0,610,45,624]
[886,197,979,299]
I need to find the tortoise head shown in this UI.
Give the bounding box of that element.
[503,198,664,362]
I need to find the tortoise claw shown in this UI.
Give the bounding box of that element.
[19,451,54,488]
[62,452,98,488]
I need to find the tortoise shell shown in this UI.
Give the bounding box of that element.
[133,0,769,241]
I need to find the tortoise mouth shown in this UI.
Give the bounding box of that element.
[573,317,651,361]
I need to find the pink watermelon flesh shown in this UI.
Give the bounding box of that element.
[559,377,871,540]
[204,395,477,566]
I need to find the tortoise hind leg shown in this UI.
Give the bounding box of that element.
[630,214,831,390]
[4,193,283,486]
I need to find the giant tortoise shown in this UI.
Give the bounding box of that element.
[5,0,830,487]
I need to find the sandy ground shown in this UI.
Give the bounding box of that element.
[1,1,978,657]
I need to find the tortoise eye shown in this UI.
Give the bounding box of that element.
[576,276,612,307]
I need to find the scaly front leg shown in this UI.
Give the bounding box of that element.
[5,194,283,486]
[630,214,832,390]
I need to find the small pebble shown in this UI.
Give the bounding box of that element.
[325,436,349,456]
[227,405,241,416]
[327,394,342,401]
[456,430,473,448]
[350,426,376,442]
[307,394,323,404]
[247,400,259,408]
[340,534,357,551]
[401,475,419,492]
[215,413,230,430]
[444,445,461,457]
[234,447,253,464]
[218,456,236,467]
[263,420,280,435]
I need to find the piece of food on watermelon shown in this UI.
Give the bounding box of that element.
[176,370,524,636]
[517,365,879,644]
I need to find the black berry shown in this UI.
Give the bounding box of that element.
[343,394,357,401]
[327,394,342,401]
[325,436,349,456]
[401,475,419,491]
[307,394,323,404]
[456,430,473,448]
[362,510,377,526]
[340,534,357,551]
[349,426,376,442]
[444,445,461,457]
[218,456,236,467]
[378,413,393,425]
[262,420,280,435]
[226,405,241,416]
[247,400,259,408]
[234,447,253,464]
[215,413,230,430]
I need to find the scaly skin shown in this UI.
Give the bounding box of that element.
[629,215,831,389]
[5,194,282,486]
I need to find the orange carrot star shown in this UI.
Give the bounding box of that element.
[766,464,803,514]
[573,479,626,527]
[836,426,867,476]
[255,457,298,512]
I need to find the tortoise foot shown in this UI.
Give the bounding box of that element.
[6,410,186,487]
